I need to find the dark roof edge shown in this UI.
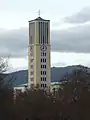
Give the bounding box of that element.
[28,17,50,22]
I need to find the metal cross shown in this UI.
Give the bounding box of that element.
[38,10,40,17]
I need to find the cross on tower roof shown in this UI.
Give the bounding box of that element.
[38,10,40,17]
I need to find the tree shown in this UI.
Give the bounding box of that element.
[0,57,15,89]
[56,66,90,120]
[14,89,65,120]
[59,66,90,100]
[0,57,15,120]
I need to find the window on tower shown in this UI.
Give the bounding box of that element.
[30,36,32,44]
[43,84,44,87]
[42,65,44,68]
[42,22,44,44]
[39,22,40,43]
[44,23,46,44]
[41,71,42,75]
[41,71,46,75]
[41,64,46,69]
[41,59,42,62]
[29,22,35,44]
[46,23,48,44]
[43,36,44,44]
[41,52,43,56]
[41,65,42,68]
[41,22,42,44]
[42,52,44,56]
[44,59,46,62]
[45,65,46,68]
[44,52,46,56]
[41,58,46,63]
[41,83,46,88]
[45,84,46,88]
[41,52,46,56]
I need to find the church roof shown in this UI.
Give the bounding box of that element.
[28,17,50,22]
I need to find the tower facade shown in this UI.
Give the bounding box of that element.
[28,16,51,90]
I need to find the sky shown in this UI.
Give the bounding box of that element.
[1,0,90,72]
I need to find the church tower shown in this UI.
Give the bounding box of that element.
[28,12,51,90]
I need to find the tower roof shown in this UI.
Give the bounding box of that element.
[28,17,50,23]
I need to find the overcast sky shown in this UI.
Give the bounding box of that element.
[1,0,90,72]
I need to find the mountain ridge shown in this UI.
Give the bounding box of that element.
[4,65,90,86]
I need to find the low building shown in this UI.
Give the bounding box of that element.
[14,82,63,93]
[14,83,28,93]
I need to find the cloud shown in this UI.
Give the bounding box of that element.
[0,28,28,57]
[52,62,67,67]
[63,7,90,24]
[9,53,90,72]
[0,23,90,57]
[51,23,90,53]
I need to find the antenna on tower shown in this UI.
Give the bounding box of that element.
[38,10,40,17]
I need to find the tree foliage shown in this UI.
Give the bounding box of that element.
[0,57,15,120]
[56,66,90,119]
[1,64,90,120]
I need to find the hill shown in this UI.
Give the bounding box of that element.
[4,65,90,86]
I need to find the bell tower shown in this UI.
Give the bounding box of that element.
[28,13,51,90]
